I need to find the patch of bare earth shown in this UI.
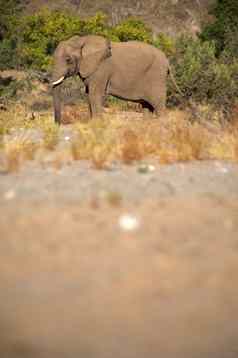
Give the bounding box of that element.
[0,194,238,357]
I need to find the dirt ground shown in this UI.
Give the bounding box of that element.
[0,160,238,358]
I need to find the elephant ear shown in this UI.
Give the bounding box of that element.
[77,37,111,78]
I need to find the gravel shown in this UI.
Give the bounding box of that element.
[1,160,238,204]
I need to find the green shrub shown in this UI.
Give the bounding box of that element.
[113,18,152,43]
[79,12,119,41]
[219,28,238,63]
[208,61,238,109]
[0,0,23,39]
[0,38,17,69]
[0,80,20,102]
[169,35,238,111]
[0,75,33,103]
[170,36,216,101]
[0,0,25,69]
[16,9,86,71]
[83,12,108,36]
[201,0,238,57]
[153,33,176,56]
[4,11,154,71]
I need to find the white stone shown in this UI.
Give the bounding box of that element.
[4,190,16,200]
[119,214,140,232]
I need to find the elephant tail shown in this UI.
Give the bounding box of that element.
[168,65,184,98]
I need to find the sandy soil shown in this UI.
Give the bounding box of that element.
[0,160,238,358]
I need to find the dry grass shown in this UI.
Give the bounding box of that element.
[0,104,60,172]
[1,102,238,172]
[4,139,38,172]
[106,191,123,207]
[70,108,238,167]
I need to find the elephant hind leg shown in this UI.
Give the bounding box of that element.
[146,89,167,117]
[139,100,154,113]
[143,97,166,117]
[143,73,167,116]
[154,100,166,117]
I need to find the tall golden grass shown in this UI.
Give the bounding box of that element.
[0,103,238,172]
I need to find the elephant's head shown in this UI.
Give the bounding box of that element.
[51,35,111,124]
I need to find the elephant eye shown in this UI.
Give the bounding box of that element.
[66,57,73,64]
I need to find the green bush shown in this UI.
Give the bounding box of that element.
[208,61,238,108]
[0,38,17,70]
[113,18,152,43]
[0,78,25,102]
[83,12,108,36]
[79,12,119,41]
[16,9,86,71]
[219,28,238,63]
[153,33,176,57]
[169,35,238,111]
[4,10,154,71]
[201,0,238,57]
[170,36,216,100]
[0,0,23,39]
[0,0,25,69]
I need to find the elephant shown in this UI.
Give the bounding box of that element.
[52,35,178,124]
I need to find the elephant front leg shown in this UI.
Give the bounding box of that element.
[88,93,104,117]
[88,82,106,118]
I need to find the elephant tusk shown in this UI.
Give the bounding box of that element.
[52,76,65,86]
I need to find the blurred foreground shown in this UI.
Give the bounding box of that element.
[0,160,238,358]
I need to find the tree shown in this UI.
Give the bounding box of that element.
[201,0,238,55]
[0,0,25,40]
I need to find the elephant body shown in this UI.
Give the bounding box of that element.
[106,41,168,102]
[52,35,170,124]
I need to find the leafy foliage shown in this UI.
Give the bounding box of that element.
[0,0,25,69]
[170,35,238,111]
[113,18,152,43]
[83,12,108,36]
[0,38,18,70]
[12,11,153,70]
[201,0,238,57]
[0,0,23,39]
[153,33,176,56]
[0,9,155,71]
[16,9,86,70]
[170,36,217,101]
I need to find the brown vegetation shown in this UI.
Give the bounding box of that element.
[1,102,238,173]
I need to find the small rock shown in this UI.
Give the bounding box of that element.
[4,190,16,200]
[215,162,229,174]
[220,167,229,174]
[138,164,156,174]
[118,214,140,232]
